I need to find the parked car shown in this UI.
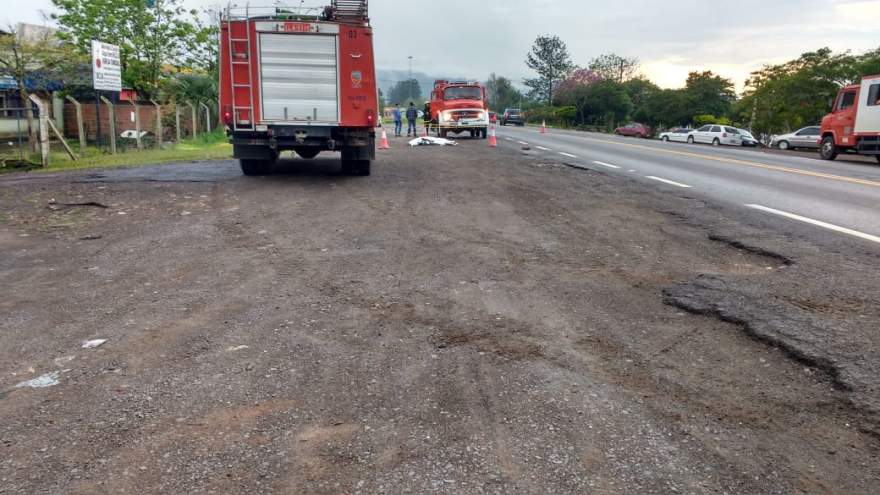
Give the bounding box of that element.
[500,109,523,126]
[614,123,651,138]
[771,126,821,150]
[738,129,760,147]
[687,125,742,146]
[659,127,692,143]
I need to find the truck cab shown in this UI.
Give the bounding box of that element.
[819,75,880,163]
[429,80,489,139]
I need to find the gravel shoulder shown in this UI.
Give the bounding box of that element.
[1,138,878,494]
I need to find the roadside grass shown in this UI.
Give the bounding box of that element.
[0,131,232,174]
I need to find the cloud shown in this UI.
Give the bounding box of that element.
[6,0,877,91]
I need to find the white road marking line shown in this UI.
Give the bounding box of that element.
[646,176,692,188]
[536,146,551,151]
[745,204,880,244]
[559,152,578,158]
[517,140,529,145]
[592,160,621,169]
[504,137,514,141]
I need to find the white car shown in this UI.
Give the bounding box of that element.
[687,125,743,146]
[659,127,692,143]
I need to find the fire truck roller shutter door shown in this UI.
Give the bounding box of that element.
[260,33,339,123]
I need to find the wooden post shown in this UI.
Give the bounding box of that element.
[28,94,49,167]
[199,102,212,134]
[175,104,182,142]
[47,120,76,160]
[65,95,86,151]
[99,95,117,155]
[190,103,198,137]
[151,100,163,147]
[129,100,142,151]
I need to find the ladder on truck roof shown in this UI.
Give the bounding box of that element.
[329,0,369,22]
[225,6,256,131]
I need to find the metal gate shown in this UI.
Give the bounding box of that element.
[259,33,339,124]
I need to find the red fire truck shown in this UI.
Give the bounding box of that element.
[819,74,880,163]
[219,1,377,176]
[428,80,490,139]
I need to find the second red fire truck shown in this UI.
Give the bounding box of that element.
[427,80,490,139]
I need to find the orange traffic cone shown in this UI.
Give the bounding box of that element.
[488,124,497,148]
[379,129,390,150]
[540,120,547,134]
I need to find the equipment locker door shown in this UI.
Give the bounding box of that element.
[259,33,339,123]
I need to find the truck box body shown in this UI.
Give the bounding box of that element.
[219,3,377,175]
[820,74,880,162]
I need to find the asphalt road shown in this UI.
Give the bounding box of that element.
[2,140,880,493]
[496,126,880,246]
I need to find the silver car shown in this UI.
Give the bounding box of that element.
[771,126,821,150]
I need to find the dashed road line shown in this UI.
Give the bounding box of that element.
[559,152,578,158]
[504,137,514,141]
[517,140,529,145]
[646,176,692,188]
[536,146,551,151]
[580,136,880,188]
[592,160,621,169]
[745,204,880,244]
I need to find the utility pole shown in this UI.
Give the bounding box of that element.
[408,55,413,102]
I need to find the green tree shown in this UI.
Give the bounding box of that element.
[623,77,660,123]
[387,79,422,105]
[588,53,640,83]
[524,35,575,106]
[51,0,204,96]
[570,80,632,129]
[740,47,879,135]
[641,89,689,129]
[485,73,524,111]
[0,24,86,152]
[682,71,736,123]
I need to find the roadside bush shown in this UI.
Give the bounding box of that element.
[693,114,731,127]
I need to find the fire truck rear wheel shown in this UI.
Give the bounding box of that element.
[294,148,320,160]
[480,129,488,139]
[239,159,273,176]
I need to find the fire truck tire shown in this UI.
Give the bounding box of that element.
[440,129,448,139]
[481,129,488,139]
[240,159,273,176]
[819,136,838,161]
[294,148,320,160]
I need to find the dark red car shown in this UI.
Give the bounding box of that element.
[614,123,651,138]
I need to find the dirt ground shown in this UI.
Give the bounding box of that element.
[1,138,878,494]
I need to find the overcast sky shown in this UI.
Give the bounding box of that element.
[4,0,879,92]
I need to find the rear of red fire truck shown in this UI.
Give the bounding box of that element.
[220,1,377,176]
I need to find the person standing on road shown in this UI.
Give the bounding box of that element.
[393,103,403,137]
[423,102,432,136]
[406,102,419,137]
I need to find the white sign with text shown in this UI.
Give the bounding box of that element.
[91,40,122,92]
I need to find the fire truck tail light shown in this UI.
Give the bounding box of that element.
[222,107,233,126]
[367,108,375,126]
